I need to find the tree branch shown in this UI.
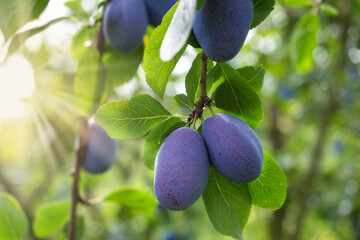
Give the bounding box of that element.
[68,117,89,240]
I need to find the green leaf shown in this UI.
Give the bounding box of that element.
[174,94,194,114]
[6,17,68,59]
[159,121,187,142]
[282,0,310,7]
[160,0,196,61]
[94,94,173,140]
[71,26,93,60]
[74,48,109,115]
[237,65,265,94]
[203,167,252,240]
[63,216,85,240]
[33,201,70,238]
[103,45,143,87]
[143,2,186,99]
[0,0,49,41]
[321,3,339,17]
[144,118,184,170]
[187,30,201,49]
[65,0,89,19]
[290,13,320,73]
[32,0,50,19]
[104,188,158,214]
[185,53,214,102]
[251,0,275,29]
[0,193,28,240]
[197,0,206,10]
[248,152,287,210]
[214,63,263,123]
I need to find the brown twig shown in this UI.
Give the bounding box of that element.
[68,118,89,240]
[188,53,214,126]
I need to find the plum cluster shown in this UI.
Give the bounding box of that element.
[103,0,253,62]
[154,113,263,210]
[102,0,177,53]
[79,119,117,174]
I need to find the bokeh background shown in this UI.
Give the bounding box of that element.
[0,0,359,239]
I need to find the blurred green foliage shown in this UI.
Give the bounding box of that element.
[0,0,359,239]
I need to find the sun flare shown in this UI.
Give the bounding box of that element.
[0,54,35,121]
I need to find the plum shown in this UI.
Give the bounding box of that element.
[81,119,117,174]
[193,0,253,62]
[144,0,178,27]
[202,113,263,183]
[103,0,148,53]
[154,127,209,210]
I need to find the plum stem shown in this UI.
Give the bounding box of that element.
[68,117,89,240]
[208,105,216,116]
[200,53,208,99]
[189,52,215,127]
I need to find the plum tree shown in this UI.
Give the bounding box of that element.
[193,0,253,62]
[103,0,148,53]
[154,127,209,210]
[144,0,178,27]
[202,113,263,183]
[81,119,117,174]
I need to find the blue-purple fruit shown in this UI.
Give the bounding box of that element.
[202,113,263,183]
[82,119,117,174]
[144,0,178,27]
[154,127,209,210]
[103,0,148,53]
[193,0,253,62]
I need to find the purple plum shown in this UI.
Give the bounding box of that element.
[193,0,253,62]
[103,0,148,53]
[154,127,209,210]
[202,113,263,183]
[81,119,117,174]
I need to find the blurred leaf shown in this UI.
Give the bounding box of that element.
[236,65,265,94]
[174,94,194,114]
[0,0,49,41]
[104,188,158,214]
[144,118,184,170]
[159,121,187,142]
[103,45,143,87]
[321,3,339,16]
[214,63,263,123]
[63,216,85,240]
[0,193,28,240]
[144,2,186,99]
[185,53,214,102]
[7,17,68,59]
[203,167,252,240]
[65,0,89,19]
[74,48,109,115]
[71,26,93,60]
[98,0,107,8]
[33,201,70,238]
[160,0,196,61]
[248,152,287,210]
[290,13,320,73]
[94,94,173,139]
[197,0,206,10]
[32,0,50,19]
[282,0,310,7]
[251,0,275,29]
